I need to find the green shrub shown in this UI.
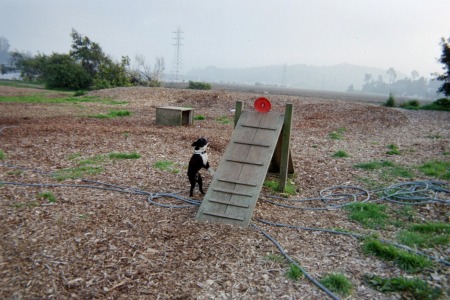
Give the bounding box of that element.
[421,98,450,111]
[400,100,420,110]
[43,53,92,90]
[188,81,211,90]
[384,93,396,107]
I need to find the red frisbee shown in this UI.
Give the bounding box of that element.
[254,97,271,113]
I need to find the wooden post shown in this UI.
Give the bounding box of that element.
[234,101,244,128]
[278,103,293,192]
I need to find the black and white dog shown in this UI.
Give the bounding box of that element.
[188,138,214,197]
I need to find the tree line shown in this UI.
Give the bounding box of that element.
[1,32,449,97]
[359,68,442,99]
[0,29,165,90]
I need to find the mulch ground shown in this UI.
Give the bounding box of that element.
[0,86,449,299]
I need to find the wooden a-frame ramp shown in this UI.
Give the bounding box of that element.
[196,102,294,227]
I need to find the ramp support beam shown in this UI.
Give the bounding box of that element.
[278,103,293,192]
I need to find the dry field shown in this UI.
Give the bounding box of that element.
[0,85,449,299]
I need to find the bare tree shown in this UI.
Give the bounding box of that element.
[132,55,165,86]
[134,54,152,83]
[152,56,165,84]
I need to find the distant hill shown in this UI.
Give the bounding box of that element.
[185,63,407,92]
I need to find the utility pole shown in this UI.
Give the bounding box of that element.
[170,27,183,81]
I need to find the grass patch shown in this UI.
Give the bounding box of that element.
[418,160,450,180]
[37,191,57,203]
[398,222,449,249]
[395,206,416,223]
[0,94,126,105]
[12,201,39,208]
[0,149,4,160]
[89,110,132,118]
[353,160,414,181]
[328,128,346,140]
[108,152,141,159]
[332,150,349,158]
[386,165,414,178]
[215,116,232,125]
[77,155,106,166]
[68,152,82,160]
[153,160,180,173]
[362,238,432,272]
[386,144,401,155]
[409,222,450,234]
[265,254,285,263]
[263,179,297,195]
[344,202,388,229]
[354,160,394,170]
[285,264,302,281]
[0,79,45,89]
[78,214,89,220]
[319,273,353,297]
[364,274,442,299]
[194,115,206,120]
[52,166,104,181]
[356,177,384,191]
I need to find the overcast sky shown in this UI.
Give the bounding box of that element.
[1,0,450,78]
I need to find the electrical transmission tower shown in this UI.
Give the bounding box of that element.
[170,27,183,81]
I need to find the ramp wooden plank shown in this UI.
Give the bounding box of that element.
[196,110,285,227]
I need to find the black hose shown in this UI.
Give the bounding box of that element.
[251,224,340,300]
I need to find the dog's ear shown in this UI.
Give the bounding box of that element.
[191,141,198,147]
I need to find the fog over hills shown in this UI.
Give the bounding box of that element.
[186,63,408,92]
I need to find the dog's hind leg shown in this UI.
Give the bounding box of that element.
[189,176,196,197]
[197,174,204,194]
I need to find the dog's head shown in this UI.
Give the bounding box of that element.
[191,137,209,150]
